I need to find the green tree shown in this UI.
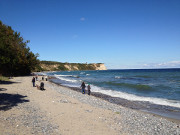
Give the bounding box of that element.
[0,20,39,76]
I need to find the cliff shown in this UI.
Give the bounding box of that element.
[38,61,107,71]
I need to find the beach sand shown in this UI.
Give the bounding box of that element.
[0,76,179,135]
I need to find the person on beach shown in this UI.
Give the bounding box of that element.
[42,76,44,81]
[45,76,48,81]
[87,84,91,95]
[40,82,45,90]
[32,77,36,87]
[81,82,86,94]
[35,75,38,81]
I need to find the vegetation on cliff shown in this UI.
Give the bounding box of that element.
[0,20,39,76]
[37,61,106,71]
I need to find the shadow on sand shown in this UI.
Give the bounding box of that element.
[0,80,19,85]
[0,93,29,111]
[0,88,7,91]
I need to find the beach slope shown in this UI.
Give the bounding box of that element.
[0,76,179,135]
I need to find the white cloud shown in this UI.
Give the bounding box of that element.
[142,61,180,68]
[80,17,85,21]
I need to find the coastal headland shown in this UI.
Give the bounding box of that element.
[0,76,179,135]
[38,61,107,71]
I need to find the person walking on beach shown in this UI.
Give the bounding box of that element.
[81,82,86,94]
[35,75,38,81]
[87,84,91,95]
[32,77,36,87]
[45,76,48,81]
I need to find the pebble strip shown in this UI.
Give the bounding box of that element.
[0,99,61,135]
[47,82,180,135]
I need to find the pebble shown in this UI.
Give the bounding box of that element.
[0,101,60,135]
[47,82,180,135]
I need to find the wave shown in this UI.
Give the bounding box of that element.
[106,82,152,91]
[115,76,121,79]
[54,75,78,83]
[71,75,80,78]
[54,74,73,77]
[54,74,79,78]
[80,72,85,74]
[134,75,152,78]
[114,76,148,81]
[90,85,180,108]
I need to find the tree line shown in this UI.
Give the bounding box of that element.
[0,20,39,76]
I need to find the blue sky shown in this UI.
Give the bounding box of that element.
[0,0,180,69]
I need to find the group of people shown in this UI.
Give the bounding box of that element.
[32,75,91,94]
[32,75,45,90]
[42,76,48,81]
[81,82,91,95]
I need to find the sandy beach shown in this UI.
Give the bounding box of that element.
[0,76,180,135]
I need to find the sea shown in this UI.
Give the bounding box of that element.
[41,68,180,120]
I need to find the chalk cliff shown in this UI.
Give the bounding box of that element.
[38,61,107,71]
[91,63,107,70]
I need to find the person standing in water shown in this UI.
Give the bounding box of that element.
[87,84,91,95]
[81,82,86,94]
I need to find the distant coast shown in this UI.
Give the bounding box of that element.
[36,61,107,72]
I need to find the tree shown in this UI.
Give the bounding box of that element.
[0,20,39,76]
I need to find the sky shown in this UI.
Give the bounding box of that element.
[0,0,180,69]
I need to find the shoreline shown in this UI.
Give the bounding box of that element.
[49,78,180,123]
[1,76,180,134]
